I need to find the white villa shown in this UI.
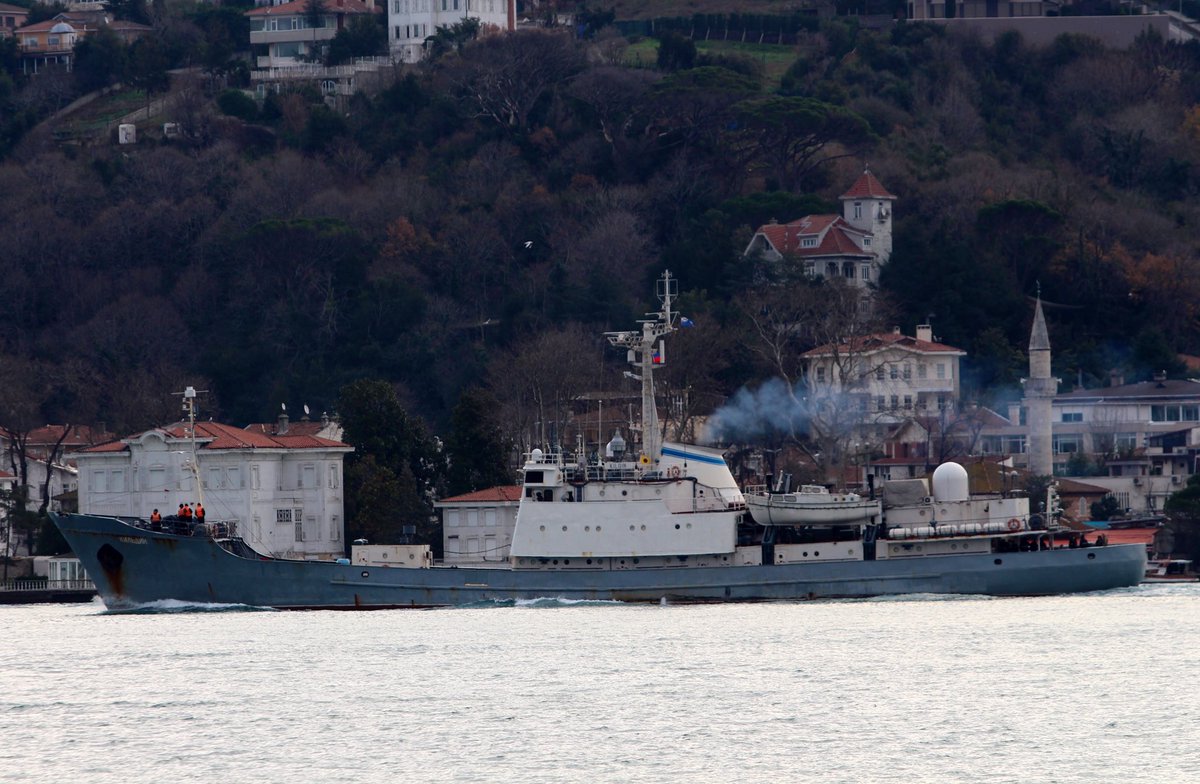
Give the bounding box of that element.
[802,325,967,421]
[744,170,896,288]
[72,420,353,560]
[387,0,515,63]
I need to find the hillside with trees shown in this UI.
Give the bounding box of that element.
[3,12,1200,511]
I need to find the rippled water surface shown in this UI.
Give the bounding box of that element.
[4,586,1200,783]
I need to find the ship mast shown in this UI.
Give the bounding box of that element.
[177,386,206,511]
[605,271,678,465]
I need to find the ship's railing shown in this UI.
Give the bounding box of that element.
[0,579,95,592]
[125,517,238,539]
[522,450,566,467]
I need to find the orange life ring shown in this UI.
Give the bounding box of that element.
[1007,518,1021,531]
[668,466,681,479]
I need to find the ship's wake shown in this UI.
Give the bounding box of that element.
[456,597,626,609]
[98,599,277,614]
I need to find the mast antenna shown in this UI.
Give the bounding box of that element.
[173,386,209,514]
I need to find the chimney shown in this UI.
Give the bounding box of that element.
[1109,370,1125,388]
[1154,370,1168,387]
[916,324,932,343]
[278,410,289,435]
[892,325,901,335]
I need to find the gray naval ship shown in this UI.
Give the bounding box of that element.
[50,273,1145,609]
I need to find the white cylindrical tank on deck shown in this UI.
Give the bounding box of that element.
[118,124,136,145]
[931,462,969,503]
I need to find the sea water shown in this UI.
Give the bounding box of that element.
[3,586,1199,783]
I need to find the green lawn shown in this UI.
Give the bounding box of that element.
[623,38,798,87]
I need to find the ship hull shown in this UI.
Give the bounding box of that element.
[52,513,1148,609]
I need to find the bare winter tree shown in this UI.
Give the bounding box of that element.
[486,325,604,456]
[730,262,892,482]
[453,28,586,134]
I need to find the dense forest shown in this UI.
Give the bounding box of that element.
[3,11,1200,483]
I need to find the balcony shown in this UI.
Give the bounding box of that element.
[250,28,336,46]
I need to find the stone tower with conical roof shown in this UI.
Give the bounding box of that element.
[840,168,896,268]
[1022,297,1058,477]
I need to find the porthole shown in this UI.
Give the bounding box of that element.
[564,559,570,565]
[586,559,592,565]
[633,558,640,564]
[596,526,602,532]
[621,490,628,496]
[361,571,369,578]
[1087,553,1096,560]
[803,552,808,557]
[539,525,546,531]
[675,524,681,530]
[552,559,559,565]
[640,525,646,531]
[630,524,635,531]
[686,523,692,529]
[814,551,819,557]
[585,526,591,532]
[994,558,1003,565]
[560,525,567,532]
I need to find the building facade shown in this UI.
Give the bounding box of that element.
[247,0,379,68]
[802,325,966,422]
[744,170,896,289]
[73,421,353,560]
[387,0,515,63]
[0,3,30,38]
[434,485,520,563]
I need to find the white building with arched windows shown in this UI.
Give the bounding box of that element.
[387,0,515,63]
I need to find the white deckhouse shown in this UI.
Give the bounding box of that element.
[387,0,515,63]
[72,419,353,560]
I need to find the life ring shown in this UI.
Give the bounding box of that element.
[668,466,681,479]
[638,454,650,466]
[1006,518,1021,531]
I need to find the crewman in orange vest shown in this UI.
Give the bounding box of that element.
[182,504,192,521]
[195,503,205,523]
[150,509,162,523]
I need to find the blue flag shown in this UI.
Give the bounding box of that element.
[680,316,695,328]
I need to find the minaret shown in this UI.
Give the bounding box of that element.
[1023,295,1058,477]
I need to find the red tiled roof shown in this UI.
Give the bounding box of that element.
[24,424,114,447]
[0,470,15,478]
[245,421,331,438]
[1096,527,1157,546]
[803,331,965,358]
[79,420,350,452]
[0,3,30,13]
[754,215,873,261]
[246,0,376,16]
[840,170,895,200]
[437,486,523,504]
[16,19,81,33]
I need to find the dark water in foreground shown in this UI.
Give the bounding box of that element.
[3,586,1199,783]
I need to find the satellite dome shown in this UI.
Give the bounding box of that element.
[931,462,969,503]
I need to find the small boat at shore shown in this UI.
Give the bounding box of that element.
[1143,559,1199,583]
[49,272,1148,610]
